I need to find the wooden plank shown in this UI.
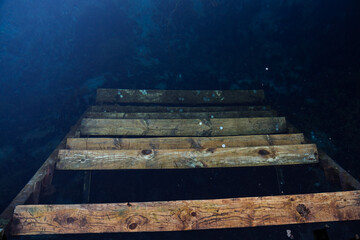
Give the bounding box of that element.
[85,110,277,119]
[96,89,265,105]
[90,105,271,113]
[56,144,318,170]
[11,190,360,235]
[80,117,287,136]
[66,133,305,150]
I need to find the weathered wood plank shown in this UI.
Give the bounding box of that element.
[11,190,360,235]
[56,144,318,170]
[96,89,265,105]
[90,105,271,113]
[66,133,305,150]
[85,110,277,119]
[80,117,286,136]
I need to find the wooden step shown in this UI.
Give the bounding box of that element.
[90,105,271,113]
[66,133,305,150]
[80,117,286,136]
[96,89,265,105]
[11,190,360,235]
[85,110,277,119]
[56,144,318,170]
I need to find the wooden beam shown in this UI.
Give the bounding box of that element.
[0,111,88,239]
[96,89,265,105]
[66,133,305,150]
[0,112,86,220]
[82,171,92,203]
[287,122,360,190]
[90,105,271,113]
[11,190,360,235]
[56,144,318,170]
[85,110,277,119]
[80,117,287,136]
[318,149,360,190]
[0,219,9,239]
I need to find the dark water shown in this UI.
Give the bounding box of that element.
[1,0,360,239]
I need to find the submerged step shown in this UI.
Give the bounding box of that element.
[66,133,305,150]
[11,190,360,235]
[56,144,318,170]
[80,117,287,136]
[96,89,265,105]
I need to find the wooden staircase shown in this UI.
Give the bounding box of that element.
[1,89,359,238]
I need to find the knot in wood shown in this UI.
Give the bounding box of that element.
[80,218,87,227]
[176,207,198,230]
[125,215,148,230]
[258,149,270,156]
[129,222,137,230]
[141,149,152,155]
[66,217,75,224]
[206,148,216,153]
[296,204,310,218]
[178,207,198,221]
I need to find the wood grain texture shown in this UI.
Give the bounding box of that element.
[56,144,318,170]
[11,190,360,235]
[80,117,286,136]
[96,89,265,105]
[66,133,305,150]
[85,110,277,119]
[90,105,271,113]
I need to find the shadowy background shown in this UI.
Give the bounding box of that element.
[1,0,360,239]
